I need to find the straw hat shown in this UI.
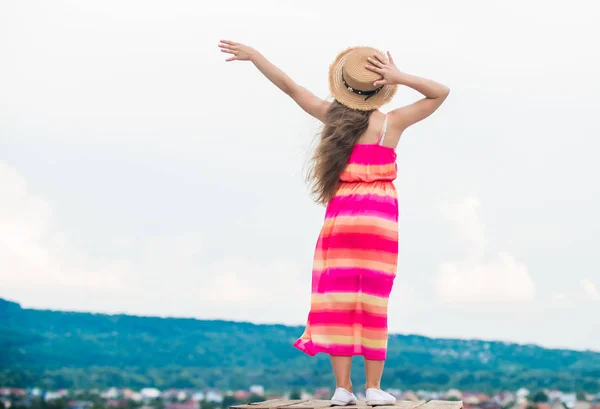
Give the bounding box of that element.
[328,46,398,111]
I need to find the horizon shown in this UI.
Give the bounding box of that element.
[3,296,599,354]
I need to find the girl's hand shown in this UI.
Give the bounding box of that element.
[218,40,257,62]
[365,51,403,87]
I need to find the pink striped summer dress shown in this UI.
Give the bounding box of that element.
[294,115,398,360]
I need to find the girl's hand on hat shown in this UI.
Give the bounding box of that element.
[218,40,256,62]
[365,51,403,87]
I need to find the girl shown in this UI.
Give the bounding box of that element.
[218,40,449,406]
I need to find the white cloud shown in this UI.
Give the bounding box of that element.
[581,279,600,300]
[435,196,535,303]
[0,161,131,293]
[198,260,304,304]
[0,161,307,321]
[439,196,485,262]
[194,259,308,322]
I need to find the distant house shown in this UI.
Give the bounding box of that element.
[494,392,517,406]
[300,392,313,400]
[0,389,26,398]
[446,389,463,400]
[463,393,481,405]
[400,392,420,402]
[573,402,591,409]
[191,392,205,402]
[509,401,528,409]
[536,403,552,409]
[478,394,491,403]
[141,388,161,400]
[67,400,93,409]
[561,394,577,409]
[106,400,128,408]
[233,391,250,401]
[387,389,402,399]
[421,391,443,401]
[480,401,501,409]
[314,389,331,400]
[45,392,67,402]
[205,391,223,404]
[122,390,142,402]
[249,386,264,397]
[162,389,180,401]
[166,401,199,409]
[415,390,428,399]
[547,391,563,402]
[102,388,120,400]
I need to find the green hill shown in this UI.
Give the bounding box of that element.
[1,298,599,393]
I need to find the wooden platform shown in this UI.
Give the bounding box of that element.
[232,399,463,409]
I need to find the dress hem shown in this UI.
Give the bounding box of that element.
[293,338,387,361]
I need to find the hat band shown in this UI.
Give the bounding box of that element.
[342,71,383,101]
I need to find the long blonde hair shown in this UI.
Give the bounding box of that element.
[306,101,373,205]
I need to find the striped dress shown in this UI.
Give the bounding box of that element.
[294,116,398,361]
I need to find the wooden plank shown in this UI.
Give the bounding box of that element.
[232,400,461,409]
[344,400,368,409]
[322,399,426,409]
[380,400,427,409]
[418,401,463,409]
[397,402,427,409]
[285,400,335,409]
[351,400,426,409]
[232,400,309,409]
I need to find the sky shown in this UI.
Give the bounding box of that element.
[1,0,599,352]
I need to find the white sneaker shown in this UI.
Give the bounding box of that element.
[331,388,358,406]
[365,388,396,406]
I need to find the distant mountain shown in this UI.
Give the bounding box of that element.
[1,298,599,393]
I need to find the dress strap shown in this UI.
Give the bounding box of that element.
[377,114,388,146]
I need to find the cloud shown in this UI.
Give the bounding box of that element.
[0,161,307,321]
[197,260,304,304]
[0,161,131,294]
[194,259,308,322]
[581,279,600,300]
[434,196,535,303]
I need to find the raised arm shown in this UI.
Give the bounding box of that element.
[219,40,330,122]
[366,51,450,137]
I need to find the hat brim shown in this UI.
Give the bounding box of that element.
[328,46,398,111]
